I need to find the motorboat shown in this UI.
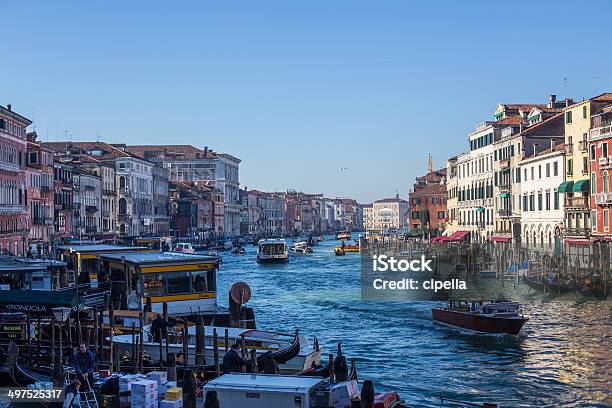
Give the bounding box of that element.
[257,239,289,263]
[232,246,246,256]
[112,326,321,374]
[334,242,359,254]
[173,242,195,254]
[290,242,313,255]
[432,299,528,335]
[335,231,351,240]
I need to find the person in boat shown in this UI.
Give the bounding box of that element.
[63,379,81,408]
[72,343,95,388]
[193,275,207,291]
[261,350,279,374]
[222,343,249,374]
[151,314,178,343]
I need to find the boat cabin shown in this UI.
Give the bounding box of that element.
[130,236,173,252]
[57,244,147,286]
[98,252,220,316]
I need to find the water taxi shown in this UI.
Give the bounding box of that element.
[256,239,289,263]
[290,242,313,255]
[335,231,351,240]
[334,243,360,254]
[173,242,196,254]
[432,299,528,335]
[97,251,222,318]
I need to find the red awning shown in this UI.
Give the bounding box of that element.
[565,239,592,245]
[447,230,470,242]
[490,236,512,243]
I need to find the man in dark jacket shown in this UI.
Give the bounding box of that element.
[151,314,178,343]
[222,344,249,374]
[262,351,279,374]
[72,343,95,388]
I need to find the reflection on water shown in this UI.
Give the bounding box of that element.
[215,237,611,407]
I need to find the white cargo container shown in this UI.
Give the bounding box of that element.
[203,374,327,408]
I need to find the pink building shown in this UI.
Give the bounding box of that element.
[26,133,55,254]
[0,104,31,256]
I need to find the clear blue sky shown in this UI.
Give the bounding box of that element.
[2,1,611,203]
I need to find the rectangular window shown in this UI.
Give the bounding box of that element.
[583,157,588,173]
[529,194,535,211]
[166,272,190,294]
[143,273,165,297]
[546,191,551,210]
[531,167,535,180]
[592,210,598,231]
[567,159,573,175]
[437,211,445,219]
[566,111,572,124]
[538,165,542,179]
[591,144,596,160]
[546,163,550,177]
[583,106,588,119]
[553,161,559,176]
[604,143,609,158]
[538,192,543,211]
[605,210,609,232]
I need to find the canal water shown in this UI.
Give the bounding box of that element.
[216,237,611,407]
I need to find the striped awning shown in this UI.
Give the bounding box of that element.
[557,181,574,193]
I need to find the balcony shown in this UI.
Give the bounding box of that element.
[590,123,612,140]
[498,182,511,192]
[85,205,98,213]
[40,185,51,193]
[565,227,590,238]
[103,189,115,196]
[497,209,512,217]
[578,140,588,152]
[565,144,573,154]
[565,196,589,209]
[499,159,510,169]
[0,161,21,173]
[85,185,96,191]
[0,204,23,215]
[599,157,610,166]
[594,192,612,206]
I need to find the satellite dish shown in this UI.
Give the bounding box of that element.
[230,282,252,305]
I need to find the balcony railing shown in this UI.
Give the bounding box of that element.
[85,185,96,191]
[497,209,512,217]
[578,140,588,152]
[565,227,590,237]
[499,159,510,169]
[0,161,21,173]
[565,144,573,154]
[498,182,511,191]
[85,205,98,213]
[102,189,115,196]
[594,192,612,205]
[565,196,589,208]
[590,123,612,140]
[0,204,23,214]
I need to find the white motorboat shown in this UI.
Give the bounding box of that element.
[173,242,195,254]
[257,239,289,263]
[112,325,321,373]
[290,242,313,255]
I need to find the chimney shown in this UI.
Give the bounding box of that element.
[6,104,11,111]
[566,99,571,108]
[548,94,556,108]
[550,139,555,150]
[533,143,539,156]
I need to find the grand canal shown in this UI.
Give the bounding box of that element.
[215,237,611,407]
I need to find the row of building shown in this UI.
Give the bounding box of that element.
[0,103,367,255]
[407,92,612,245]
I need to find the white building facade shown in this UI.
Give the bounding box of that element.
[519,145,565,246]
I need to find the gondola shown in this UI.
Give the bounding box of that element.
[299,358,358,380]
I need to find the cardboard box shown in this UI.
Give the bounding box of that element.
[160,399,183,408]
[147,371,167,384]
[165,387,182,401]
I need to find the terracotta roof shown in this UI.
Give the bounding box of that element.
[375,197,408,204]
[123,145,217,161]
[592,93,612,102]
[496,116,527,125]
[411,183,446,195]
[361,203,373,208]
[41,141,132,160]
[522,143,565,160]
[501,104,547,111]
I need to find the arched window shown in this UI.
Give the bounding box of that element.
[604,171,609,194]
[118,198,127,215]
[119,176,126,190]
[591,172,597,193]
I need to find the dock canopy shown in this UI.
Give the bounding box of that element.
[557,181,574,193]
[447,230,470,242]
[572,179,589,193]
[490,236,512,243]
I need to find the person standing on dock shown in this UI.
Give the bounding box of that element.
[72,343,96,389]
[151,314,178,343]
[222,343,249,374]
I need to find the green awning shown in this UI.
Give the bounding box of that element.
[500,193,510,198]
[476,207,485,213]
[572,179,589,193]
[558,181,574,193]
